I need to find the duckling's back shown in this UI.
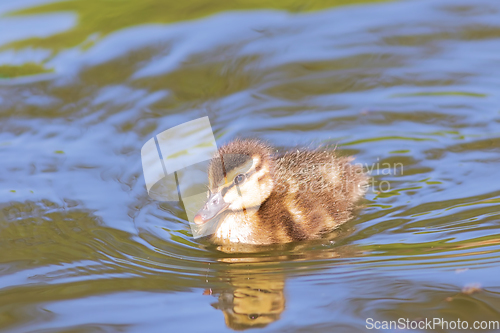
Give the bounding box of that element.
[254,149,368,243]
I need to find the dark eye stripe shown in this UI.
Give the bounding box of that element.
[220,169,259,197]
[254,160,262,172]
[221,185,231,197]
[246,169,257,178]
[257,174,268,182]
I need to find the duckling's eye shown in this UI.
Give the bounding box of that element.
[234,174,245,185]
[248,314,259,320]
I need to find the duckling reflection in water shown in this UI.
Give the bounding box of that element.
[211,272,285,330]
[206,239,361,330]
[194,139,367,245]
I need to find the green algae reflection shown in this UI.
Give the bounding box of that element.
[4,0,393,51]
[0,63,53,79]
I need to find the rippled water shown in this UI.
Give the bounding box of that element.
[1,0,500,331]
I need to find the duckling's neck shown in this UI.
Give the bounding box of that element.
[213,207,261,244]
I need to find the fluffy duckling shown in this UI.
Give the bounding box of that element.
[194,139,367,245]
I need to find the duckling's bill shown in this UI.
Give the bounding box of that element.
[194,191,229,225]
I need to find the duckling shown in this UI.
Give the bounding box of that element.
[194,139,367,245]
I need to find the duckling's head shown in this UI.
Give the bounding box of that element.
[194,139,274,225]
